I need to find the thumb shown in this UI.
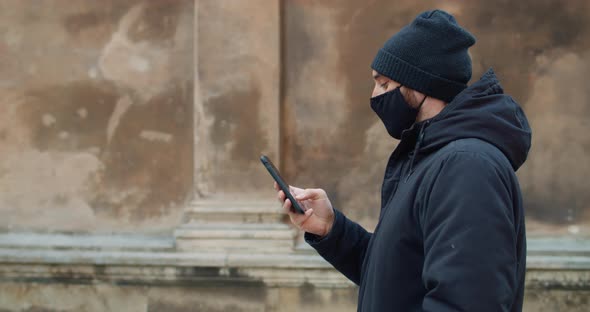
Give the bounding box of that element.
[298,208,314,228]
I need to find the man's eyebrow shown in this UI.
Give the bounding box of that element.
[373,73,382,80]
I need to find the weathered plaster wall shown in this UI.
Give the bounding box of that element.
[0,0,194,233]
[193,0,280,201]
[283,0,590,234]
[2,0,587,236]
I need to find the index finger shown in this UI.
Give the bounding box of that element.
[289,186,304,196]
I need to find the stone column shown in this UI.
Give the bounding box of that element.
[174,0,296,252]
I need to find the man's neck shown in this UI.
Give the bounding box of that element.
[417,98,446,122]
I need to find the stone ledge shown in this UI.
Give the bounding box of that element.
[0,233,589,289]
[528,256,590,270]
[0,232,349,288]
[0,247,350,288]
[0,248,227,267]
[0,233,175,251]
[528,236,590,270]
[174,225,296,240]
[528,237,590,256]
[182,200,285,224]
[174,200,299,253]
[526,270,590,290]
[174,223,298,252]
[0,246,335,269]
[0,263,354,288]
[0,263,267,287]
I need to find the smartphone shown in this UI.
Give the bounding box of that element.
[260,155,305,214]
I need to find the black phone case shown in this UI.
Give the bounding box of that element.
[260,155,305,214]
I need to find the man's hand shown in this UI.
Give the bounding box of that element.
[274,182,335,237]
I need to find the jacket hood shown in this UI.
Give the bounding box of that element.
[415,69,532,171]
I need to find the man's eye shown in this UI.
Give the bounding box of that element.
[380,83,388,89]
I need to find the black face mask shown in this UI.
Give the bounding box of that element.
[370,86,426,140]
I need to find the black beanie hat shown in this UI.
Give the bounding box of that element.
[371,10,476,103]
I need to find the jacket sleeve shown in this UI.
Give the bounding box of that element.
[421,152,518,312]
[304,208,372,285]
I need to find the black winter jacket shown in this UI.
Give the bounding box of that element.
[306,69,532,312]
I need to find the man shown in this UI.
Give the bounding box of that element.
[275,9,531,312]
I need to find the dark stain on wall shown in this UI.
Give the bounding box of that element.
[527,197,580,225]
[329,0,431,214]
[61,1,139,46]
[62,0,189,48]
[282,0,358,203]
[147,285,267,312]
[463,0,590,104]
[283,0,590,229]
[299,281,322,304]
[328,287,360,306]
[18,81,120,152]
[92,82,193,220]
[15,79,193,221]
[460,0,590,226]
[127,0,186,43]
[205,83,267,166]
[281,0,314,180]
[282,0,432,216]
[148,300,250,312]
[64,11,110,33]
[282,3,315,90]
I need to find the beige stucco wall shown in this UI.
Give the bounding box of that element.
[0,0,194,233]
[193,0,280,201]
[282,0,590,235]
[1,0,589,235]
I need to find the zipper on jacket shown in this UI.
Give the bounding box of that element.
[406,120,430,181]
